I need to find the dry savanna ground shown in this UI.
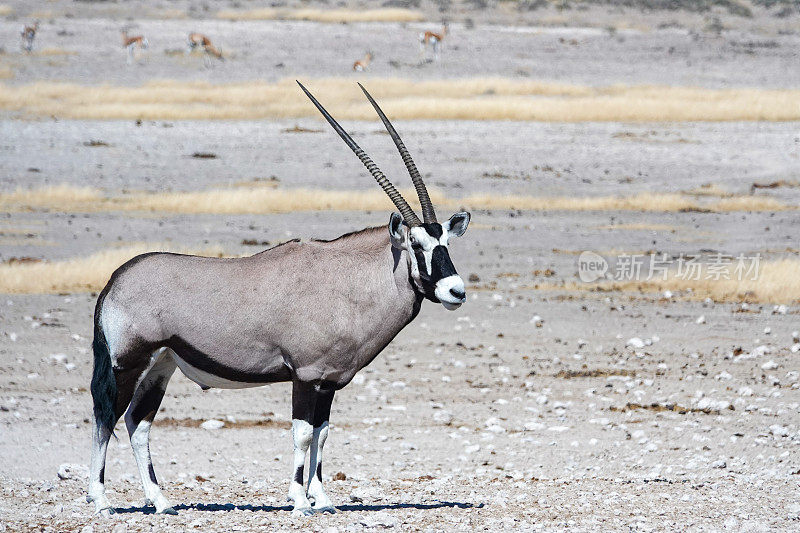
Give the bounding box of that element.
[1,1,799,532]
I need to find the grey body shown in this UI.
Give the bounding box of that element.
[87,82,470,518]
[103,228,420,389]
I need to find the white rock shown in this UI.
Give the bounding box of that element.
[626,337,645,349]
[761,360,778,370]
[49,353,68,364]
[737,386,754,397]
[714,371,732,381]
[791,344,800,353]
[696,315,706,324]
[350,486,384,503]
[359,511,398,528]
[530,315,543,327]
[433,411,453,425]
[764,327,772,335]
[769,425,789,437]
[663,290,673,299]
[773,304,787,315]
[524,421,545,431]
[464,444,481,454]
[57,463,89,481]
[200,419,225,430]
[710,459,726,469]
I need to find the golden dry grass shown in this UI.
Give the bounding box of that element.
[0,185,793,215]
[33,48,78,57]
[0,4,13,16]
[455,192,792,213]
[1,78,799,122]
[570,258,800,304]
[216,8,424,23]
[0,244,224,294]
[0,65,12,79]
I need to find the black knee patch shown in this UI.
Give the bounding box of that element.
[293,465,304,484]
[148,463,158,484]
[316,462,322,481]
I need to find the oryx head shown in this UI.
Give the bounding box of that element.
[298,81,471,310]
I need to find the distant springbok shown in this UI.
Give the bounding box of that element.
[353,52,373,72]
[419,22,448,60]
[187,32,224,63]
[87,82,471,517]
[21,21,39,52]
[121,30,148,65]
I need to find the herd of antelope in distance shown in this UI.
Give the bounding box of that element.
[17,20,450,69]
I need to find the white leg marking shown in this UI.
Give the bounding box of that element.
[288,419,314,516]
[306,421,334,512]
[88,422,114,515]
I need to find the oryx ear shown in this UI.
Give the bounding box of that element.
[388,212,407,249]
[444,212,470,238]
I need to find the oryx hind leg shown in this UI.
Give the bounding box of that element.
[88,355,148,515]
[124,348,177,515]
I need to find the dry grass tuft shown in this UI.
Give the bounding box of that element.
[33,48,78,57]
[216,8,424,23]
[0,244,224,294]
[0,185,447,215]
[1,78,799,122]
[455,192,793,213]
[0,185,793,215]
[567,258,800,304]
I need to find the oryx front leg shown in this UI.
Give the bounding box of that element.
[125,353,177,515]
[288,381,315,516]
[307,388,335,513]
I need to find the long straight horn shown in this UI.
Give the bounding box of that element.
[358,83,437,224]
[297,81,422,227]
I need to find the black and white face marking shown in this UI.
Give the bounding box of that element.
[389,211,470,310]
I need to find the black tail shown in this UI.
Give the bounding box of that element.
[90,315,117,435]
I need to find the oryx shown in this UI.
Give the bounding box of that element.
[87,82,471,517]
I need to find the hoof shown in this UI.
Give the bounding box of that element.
[314,505,336,514]
[157,507,178,515]
[291,507,314,517]
[96,507,116,517]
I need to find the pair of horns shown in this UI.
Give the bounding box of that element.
[297,81,436,226]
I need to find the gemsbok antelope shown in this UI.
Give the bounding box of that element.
[352,52,373,72]
[419,22,448,60]
[21,21,38,52]
[121,30,148,65]
[187,32,224,62]
[87,81,471,517]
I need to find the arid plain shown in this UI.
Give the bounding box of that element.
[0,1,799,531]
